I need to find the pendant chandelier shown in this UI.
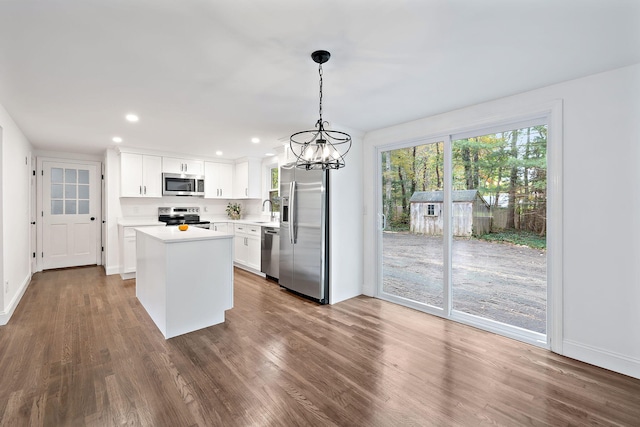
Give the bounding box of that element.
[290,50,352,170]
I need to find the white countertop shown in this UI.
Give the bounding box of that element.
[135,225,233,243]
[232,219,280,228]
[117,217,164,227]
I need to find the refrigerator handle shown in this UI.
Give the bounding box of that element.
[289,180,296,244]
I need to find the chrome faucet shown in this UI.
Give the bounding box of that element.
[262,199,275,221]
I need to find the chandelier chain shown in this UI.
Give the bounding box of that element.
[318,64,323,124]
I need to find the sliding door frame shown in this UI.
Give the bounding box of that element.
[375,100,563,352]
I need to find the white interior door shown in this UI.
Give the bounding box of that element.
[30,154,37,273]
[42,160,99,269]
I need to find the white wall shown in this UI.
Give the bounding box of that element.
[329,129,364,304]
[362,63,640,379]
[0,102,33,324]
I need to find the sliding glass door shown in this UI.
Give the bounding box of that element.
[380,141,445,310]
[450,124,547,335]
[378,120,549,344]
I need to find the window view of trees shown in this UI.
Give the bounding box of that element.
[381,125,547,245]
[382,143,444,230]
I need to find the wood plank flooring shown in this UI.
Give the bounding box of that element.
[1,266,639,426]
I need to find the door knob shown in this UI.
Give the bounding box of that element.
[90,217,96,221]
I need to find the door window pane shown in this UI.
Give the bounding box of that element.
[65,184,77,199]
[51,200,63,215]
[78,200,90,214]
[78,185,89,199]
[65,169,77,183]
[51,184,63,199]
[78,169,89,184]
[65,200,77,215]
[51,168,63,183]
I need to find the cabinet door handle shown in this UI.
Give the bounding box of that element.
[245,188,248,196]
[139,185,142,195]
[144,185,147,195]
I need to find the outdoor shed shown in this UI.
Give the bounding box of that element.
[409,190,491,236]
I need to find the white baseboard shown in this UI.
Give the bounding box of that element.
[105,265,120,276]
[563,339,640,380]
[233,262,265,277]
[0,274,31,325]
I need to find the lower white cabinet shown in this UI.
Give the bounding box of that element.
[211,222,229,233]
[233,224,261,271]
[119,224,158,279]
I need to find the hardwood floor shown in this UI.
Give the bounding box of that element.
[1,266,639,426]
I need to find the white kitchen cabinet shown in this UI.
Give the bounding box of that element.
[120,153,162,198]
[211,222,229,233]
[233,158,262,199]
[233,223,261,271]
[119,224,160,279]
[162,157,204,175]
[204,162,233,199]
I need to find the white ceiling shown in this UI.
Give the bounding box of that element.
[0,0,639,160]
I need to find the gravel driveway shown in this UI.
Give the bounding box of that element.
[382,232,547,333]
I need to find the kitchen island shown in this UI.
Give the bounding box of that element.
[135,226,234,339]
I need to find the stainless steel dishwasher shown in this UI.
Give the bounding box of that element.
[261,227,279,281]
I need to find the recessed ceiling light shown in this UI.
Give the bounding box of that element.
[112,136,123,143]
[215,151,223,156]
[265,153,275,157]
[126,114,139,122]
[251,138,260,143]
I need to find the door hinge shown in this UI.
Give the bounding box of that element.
[41,211,43,217]
[101,174,104,180]
[41,170,43,176]
[32,252,36,258]
[32,170,36,176]
[101,246,104,252]
[41,252,43,258]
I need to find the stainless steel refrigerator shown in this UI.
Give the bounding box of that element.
[279,163,329,303]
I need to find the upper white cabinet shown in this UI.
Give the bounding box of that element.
[204,162,233,199]
[162,157,204,175]
[234,158,262,199]
[120,153,162,198]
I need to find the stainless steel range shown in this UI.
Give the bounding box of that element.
[158,207,211,229]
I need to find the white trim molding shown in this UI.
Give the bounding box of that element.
[0,274,30,325]
[563,340,640,380]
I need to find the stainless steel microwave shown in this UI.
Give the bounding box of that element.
[162,173,205,197]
